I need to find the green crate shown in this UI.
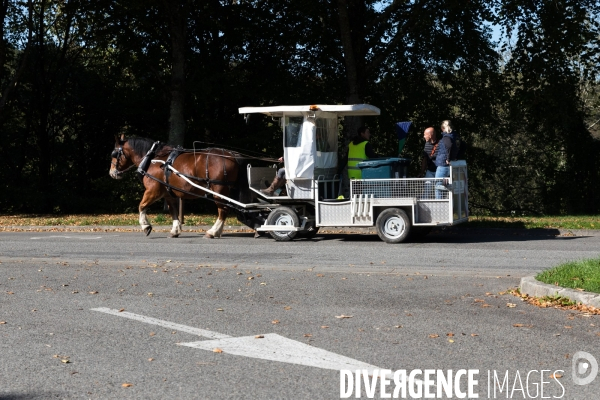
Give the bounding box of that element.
[357,158,411,179]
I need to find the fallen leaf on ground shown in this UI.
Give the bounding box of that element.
[321,326,329,329]
[213,348,223,353]
[303,334,312,337]
[122,383,133,388]
[507,303,517,308]
[429,334,439,338]
[284,306,292,310]
[447,333,454,337]
[149,332,155,336]
[271,320,279,324]
[255,335,264,339]
[471,333,479,337]
[0,321,5,324]
[89,291,98,294]
[335,315,353,319]
[118,308,125,312]
[148,358,154,361]
[550,373,562,379]
[564,326,572,329]
[513,323,533,328]
[448,339,454,343]
[61,359,70,363]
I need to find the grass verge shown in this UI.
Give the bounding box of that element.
[465,215,600,230]
[0,213,241,227]
[535,258,600,294]
[1,214,599,230]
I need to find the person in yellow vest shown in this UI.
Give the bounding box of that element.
[344,126,381,179]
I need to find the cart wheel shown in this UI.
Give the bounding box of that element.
[375,208,411,244]
[410,226,432,241]
[266,206,299,241]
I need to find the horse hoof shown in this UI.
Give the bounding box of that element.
[204,233,214,239]
[144,227,152,236]
[169,233,180,238]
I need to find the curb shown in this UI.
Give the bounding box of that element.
[519,276,600,308]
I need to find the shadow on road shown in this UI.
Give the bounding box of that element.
[165,228,589,244]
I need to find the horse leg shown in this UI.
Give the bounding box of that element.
[139,188,162,236]
[165,197,182,238]
[139,207,152,236]
[205,205,228,239]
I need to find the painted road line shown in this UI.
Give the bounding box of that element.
[31,236,103,240]
[91,307,231,339]
[91,307,385,374]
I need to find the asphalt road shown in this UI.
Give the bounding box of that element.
[1,228,600,399]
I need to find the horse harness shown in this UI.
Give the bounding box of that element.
[135,142,239,197]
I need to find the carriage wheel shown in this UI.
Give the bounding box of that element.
[375,208,411,244]
[266,206,299,241]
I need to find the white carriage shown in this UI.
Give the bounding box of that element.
[235,104,469,243]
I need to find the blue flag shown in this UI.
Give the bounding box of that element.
[395,121,412,154]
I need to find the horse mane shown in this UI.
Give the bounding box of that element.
[126,136,173,157]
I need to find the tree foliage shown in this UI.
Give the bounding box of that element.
[0,0,598,215]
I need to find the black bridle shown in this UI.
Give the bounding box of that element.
[110,146,136,176]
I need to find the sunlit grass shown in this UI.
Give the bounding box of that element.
[0,213,241,226]
[465,215,600,230]
[536,258,600,294]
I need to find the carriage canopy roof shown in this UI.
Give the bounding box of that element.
[238,104,380,117]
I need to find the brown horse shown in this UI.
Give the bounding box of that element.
[109,135,249,238]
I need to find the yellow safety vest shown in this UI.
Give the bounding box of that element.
[348,141,368,179]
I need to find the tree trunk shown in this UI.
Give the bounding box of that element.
[167,2,186,146]
[336,0,365,140]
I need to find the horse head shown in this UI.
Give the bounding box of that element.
[109,134,135,179]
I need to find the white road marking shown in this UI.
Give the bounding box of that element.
[91,307,384,373]
[181,333,381,372]
[91,307,230,339]
[31,236,103,240]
